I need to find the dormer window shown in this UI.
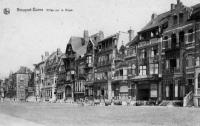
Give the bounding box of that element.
[173,15,178,25]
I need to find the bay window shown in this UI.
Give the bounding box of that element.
[87,56,92,66]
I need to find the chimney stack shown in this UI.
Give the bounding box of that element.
[57,48,61,55]
[171,4,175,10]
[99,31,104,41]
[151,13,157,20]
[128,28,134,42]
[41,55,44,61]
[45,51,49,60]
[83,30,89,45]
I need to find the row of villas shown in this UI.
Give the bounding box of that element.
[34,0,200,106]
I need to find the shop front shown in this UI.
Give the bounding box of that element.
[135,80,159,101]
[112,80,136,101]
[85,82,94,100]
[93,82,108,100]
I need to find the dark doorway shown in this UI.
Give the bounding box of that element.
[65,86,72,98]
[138,89,150,100]
[137,84,150,100]
[169,84,173,100]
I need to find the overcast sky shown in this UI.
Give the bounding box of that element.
[0,0,199,78]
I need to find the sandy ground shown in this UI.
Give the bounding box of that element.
[0,102,200,126]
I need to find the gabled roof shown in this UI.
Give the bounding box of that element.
[126,35,139,47]
[140,11,170,32]
[76,45,87,57]
[98,34,117,43]
[191,3,200,16]
[68,36,85,51]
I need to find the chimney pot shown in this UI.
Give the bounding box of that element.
[128,28,134,42]
[57,48,61,55]
[151,13,157,20]
[83,30,89,45]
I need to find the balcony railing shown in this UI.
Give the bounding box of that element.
[65,54,76,59]
[134,74,158,80]
[183,91,193,107]
[97,60,112,67]
[66,64,75,70]
[114,76,127,81]
[149,56,159,63]
[163,67,180,74]
[138,38,161,48]
[115,55,124,61]
[85,63,93,68]
[125,53,136,59]
[138,58,147,65]
[196,89,200,95]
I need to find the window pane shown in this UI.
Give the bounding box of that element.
[175,82,178,97]
[150,64,154,74]
[155,64,158,74]
[188,29,193,42]
[166,85,169,97]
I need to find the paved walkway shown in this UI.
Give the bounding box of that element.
[0,113,44,126]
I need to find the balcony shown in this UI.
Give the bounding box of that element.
[163,67,180,74]
[138,38,161,48]
[97,60,112,67]
[125,53,136,59]
[164,45,180,52]
[186,66,195,73]
[134,74,158,80]
[113,76,127,81]
[149,56,159,63]
[65,54,76,59]
[138,58,147,65]
[196,89,200,95]
[65,64,75,70]
[84,63,93,69]
[115,55,123,61]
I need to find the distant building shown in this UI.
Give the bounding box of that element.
[13,66,33,101]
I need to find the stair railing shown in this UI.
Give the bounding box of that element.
[183,91,193,107]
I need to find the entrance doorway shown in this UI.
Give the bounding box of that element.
[169,84,173,100]
[138,89,150,100]
[65,86,72,98]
